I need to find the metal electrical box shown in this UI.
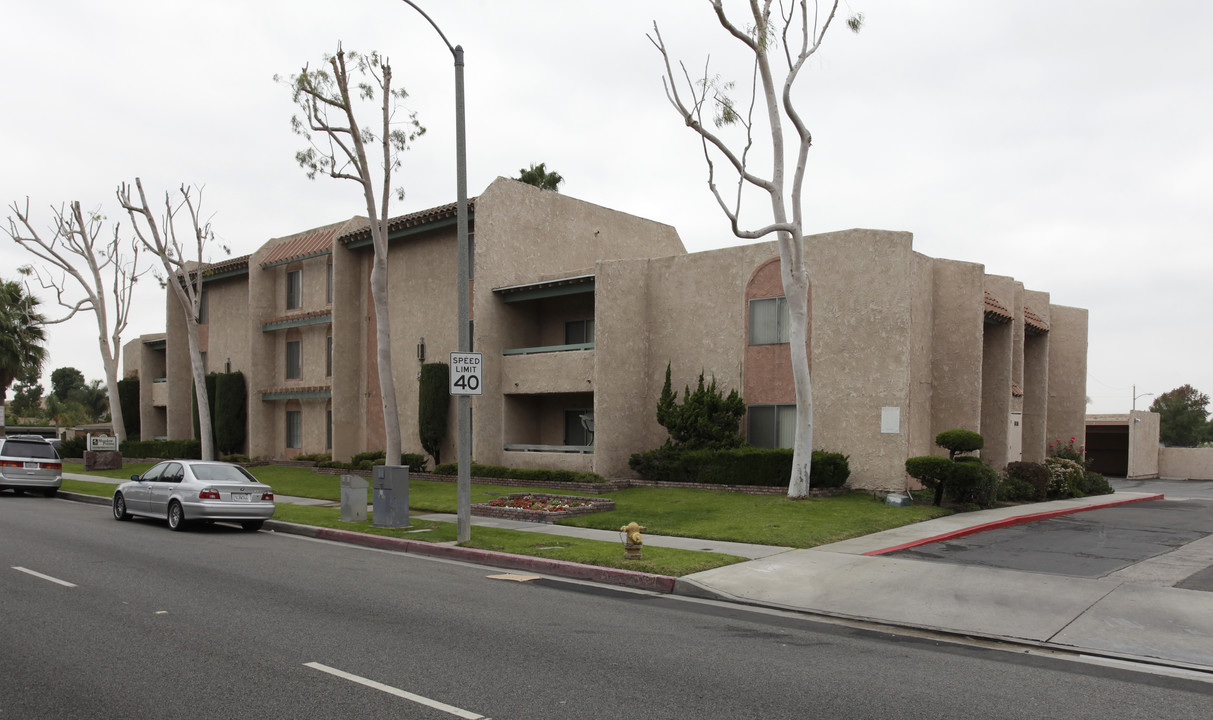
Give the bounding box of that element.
[339,474,369,522]
[372,464,410,528]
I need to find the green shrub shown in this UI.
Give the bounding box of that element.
[117,377,140,437]
[221,454,251,463]
[655,363,745,450]
[59,436,87,458]
[935,429,984,459]
[418,363,450,464]
[905,455,953,506]
[401,453,429,472]
[998,476,1037,502]
[1005,461,1049,501]
[627,447,847,488]
[950,460,999,507]
[352,450,386,465]
[295,453,331,462]
[119,439,202,460]
[1045,457,1086,498]
[214,372,247,456]
[1080,470,1113,496]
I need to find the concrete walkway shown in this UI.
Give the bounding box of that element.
[66,472,1213,672]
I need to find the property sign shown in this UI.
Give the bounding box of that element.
[449,352,483,396]
[88,433,119,452]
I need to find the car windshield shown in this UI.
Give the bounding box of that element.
[2,441,58,460]
[190,464,258,483]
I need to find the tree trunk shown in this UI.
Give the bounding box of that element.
[99,340,126,443]
[370,247,401,463]
[784,267,814,498]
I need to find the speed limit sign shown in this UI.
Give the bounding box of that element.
[449,352,483,395]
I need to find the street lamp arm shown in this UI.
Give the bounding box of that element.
[398,0,458,58]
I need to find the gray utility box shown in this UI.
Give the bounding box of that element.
[340,474,369,522]
[373,464,410,528]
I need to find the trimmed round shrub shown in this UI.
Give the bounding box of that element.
[905,455,954,506]
[935,429,984,458]
[1045,457,1086,498]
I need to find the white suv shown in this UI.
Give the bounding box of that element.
[0,435,63,497]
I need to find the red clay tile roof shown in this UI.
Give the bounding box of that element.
[260,219,362,268]
[202,254,250,277]
[337,198,478,245]
[1024,305,1050,334]
[984,291,1013,324]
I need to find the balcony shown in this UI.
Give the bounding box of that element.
[501,348,594,395]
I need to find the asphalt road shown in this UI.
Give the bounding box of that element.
[3,496,1212,719]
[888,479,1213,593]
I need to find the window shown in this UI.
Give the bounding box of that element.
[286,410,302,449]
[286,340,302,379]
[325,335,333,377]
[747,405,796,448]
[286,269,302,309]
[198,289,208,324]
[565,319,595,345]
[564,409,593,447]
[326,262,333,304]
[749,297,790,345]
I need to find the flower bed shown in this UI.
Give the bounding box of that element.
[471,493,616,523]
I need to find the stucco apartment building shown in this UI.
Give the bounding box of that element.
[124,178,1088,492]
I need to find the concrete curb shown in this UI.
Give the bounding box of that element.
[263,520,677,593]
[862,493,1166,556]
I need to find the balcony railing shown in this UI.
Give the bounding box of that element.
[503,342,593,356]
[504,443,593,454]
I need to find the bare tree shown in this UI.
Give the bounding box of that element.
[117,179,219,460]
[650,1,862,498]
[6,200,145,442]
[279,46,425,463]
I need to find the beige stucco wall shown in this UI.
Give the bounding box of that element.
[929,260,984,443]
[981,276,1017,468]
[1158,447,1213,480]
[474,178,685,470]
[1127,410,1160,479]
[164,290,194,441]
[1021,290,1051,463]
[1046,305,1089,449]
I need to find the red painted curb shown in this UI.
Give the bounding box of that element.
[862,494,1166,556]
[273,523,677,593]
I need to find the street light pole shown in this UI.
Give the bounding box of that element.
[1132,384,1153,412]
[399,0,472,542]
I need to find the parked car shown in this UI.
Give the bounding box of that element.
[0,435,62,497]
[113,460,275,531]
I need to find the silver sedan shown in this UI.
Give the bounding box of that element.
[113,460,275,532]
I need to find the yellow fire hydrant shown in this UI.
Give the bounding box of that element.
[620,521,645,560]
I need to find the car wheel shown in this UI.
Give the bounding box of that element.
[167,501,186,531]
[42,487,58,498]
[113,493,131,521]
[240,520,264,532]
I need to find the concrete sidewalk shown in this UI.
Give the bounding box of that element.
[677,492,1213,672]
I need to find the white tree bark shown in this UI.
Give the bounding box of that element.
[283,48,424,464]
[652,1,857,497]
[118,179,217,461]
[6,200,144,442]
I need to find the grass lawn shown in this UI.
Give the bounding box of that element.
[61,463,952,571]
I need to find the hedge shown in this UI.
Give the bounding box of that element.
[117,377,140,437]
[628,446,850,489]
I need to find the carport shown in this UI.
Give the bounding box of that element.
[1084,412,1160,479]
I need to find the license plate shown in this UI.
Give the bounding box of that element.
[232,492,251,502]
[24,462,38,469]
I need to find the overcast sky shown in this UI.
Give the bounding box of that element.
[3,0,1210,416]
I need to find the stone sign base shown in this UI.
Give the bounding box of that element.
[84,450,123,471]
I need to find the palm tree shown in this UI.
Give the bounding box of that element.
[0,279,47,437]
[516,162,564,192]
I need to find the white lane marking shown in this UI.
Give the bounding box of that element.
[12,566,77,588]
[304,662,486,719]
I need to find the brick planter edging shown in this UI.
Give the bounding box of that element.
[471,493,616,523]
